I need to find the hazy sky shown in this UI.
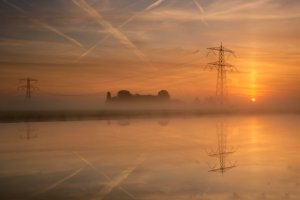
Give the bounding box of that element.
[0,0,299,108]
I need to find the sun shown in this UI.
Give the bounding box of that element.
[251,97,256,102]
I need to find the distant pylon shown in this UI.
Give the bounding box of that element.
[18,78,39,99]
[207,123,236,174]
[206,43,238,104]
[20,123,38,140]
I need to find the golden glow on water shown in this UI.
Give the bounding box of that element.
[0,116,299,199]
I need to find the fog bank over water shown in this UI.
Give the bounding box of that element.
[0,94,299,113]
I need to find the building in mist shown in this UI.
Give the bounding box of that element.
[106,90,170,104]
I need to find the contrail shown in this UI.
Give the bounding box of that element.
[192,0,204,14]
[77,0,165,61]
[76,36,109,61]
[72,0,147,60]
[90,156,145,200]
[3,0,85,49]
[32,167,84,196]
[192,0,207,24]
[206,0,271,18]
[74,152,138,200]
[146,0,165,11]
[120,0,165,27]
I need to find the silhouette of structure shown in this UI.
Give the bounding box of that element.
[18,78,38,100]
[206,43,238,104]
[106,90,170,103]
[207,123,236,174]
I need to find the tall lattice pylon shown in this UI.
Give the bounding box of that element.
[206,43,238,104]
[207,123,236,174]
[18,78,39,100]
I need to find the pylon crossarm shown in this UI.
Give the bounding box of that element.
[207,61,234,67]
[207,47,221,51]
[207,61,226,67]
[208,151,236,157]
[208,165,236,173]
[205,64,218,71]
[207,50,217,56]
[222,47,235,54]
[225,65,239,72]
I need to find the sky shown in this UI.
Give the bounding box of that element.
[0,0,299,109]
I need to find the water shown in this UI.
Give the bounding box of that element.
[0,115,299,200]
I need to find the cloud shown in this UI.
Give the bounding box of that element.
[72,0,147,60]
[146,0,165,11]
[2,0,85,49]
[139,8,300,22]
[192,0,206,24]
[77,0,166,61]
[205,0,272,17]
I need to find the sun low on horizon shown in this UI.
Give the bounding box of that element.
[0,0,299,110]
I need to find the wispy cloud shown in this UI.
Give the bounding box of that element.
[72,0,147,60]
[192,0,207,24]
[205,0,271,17]
[2,0,85,49]
[146,0,165,11]
[139,8,300,22]
[135,0,300,22]
[121,0,166,27]
[77,0,165,61]
[192,0,204,14]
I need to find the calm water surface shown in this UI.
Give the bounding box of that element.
[0,115,299,200]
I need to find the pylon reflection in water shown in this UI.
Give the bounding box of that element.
[207,123,236,174]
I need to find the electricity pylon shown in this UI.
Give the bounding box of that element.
[207,123,236,174]
[206,43,238,104]
[18,78,38,99]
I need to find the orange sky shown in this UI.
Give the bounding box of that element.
[0,0,299,109]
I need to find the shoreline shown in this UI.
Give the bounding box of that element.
[0,109,299,123]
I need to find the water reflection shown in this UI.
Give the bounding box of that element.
[157,119,169,126]
[0,116,299,200]
[207,122,237,174]
[117,120,131,126]
[19,123,38,140]
[73,152,138,200]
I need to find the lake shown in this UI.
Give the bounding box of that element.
[0,115,299,200]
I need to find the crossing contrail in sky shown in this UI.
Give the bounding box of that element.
[3,0,85,49]
[77,0,166,61]
[72,0,147,60]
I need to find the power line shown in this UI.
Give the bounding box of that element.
[206,43,238,104]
